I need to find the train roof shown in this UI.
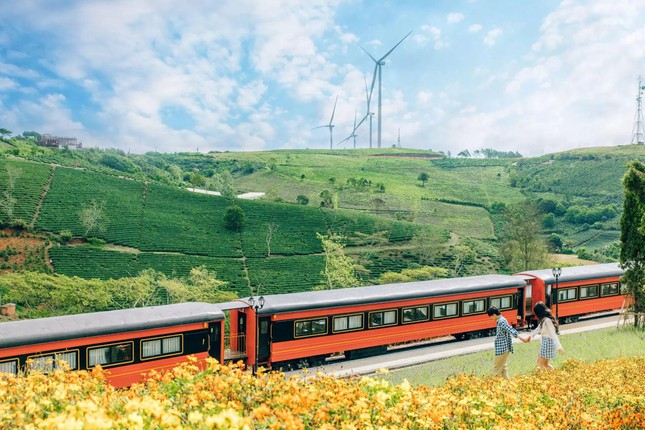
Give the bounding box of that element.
[0,302,224,349]
[515,262,623,285]
[255,274,526,315]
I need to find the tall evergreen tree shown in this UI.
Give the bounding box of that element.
[619,160,645,327]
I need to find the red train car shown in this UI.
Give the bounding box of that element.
[0,302,224,388]
[232,274,527,369]
[514,263,625,325]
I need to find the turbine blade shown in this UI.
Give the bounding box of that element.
[354,114,368,131]
[357,43,378,63]
[337,135,352,145]
[368,64,378,106]
[378,31,412,62]
[329,94,338,125]
[311,125,329,130]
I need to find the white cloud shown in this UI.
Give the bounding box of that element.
[447,13,464,24]
[469,24,482,33]
[416,25,446,49]
[483,28,503,46]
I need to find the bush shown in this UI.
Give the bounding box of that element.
[223,205,245,231]
[59,230,73,244]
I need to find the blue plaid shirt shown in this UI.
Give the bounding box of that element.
[494,315,519,355]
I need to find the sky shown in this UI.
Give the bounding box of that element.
[1,0,645,156]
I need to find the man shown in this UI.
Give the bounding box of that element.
[487,306,527,378]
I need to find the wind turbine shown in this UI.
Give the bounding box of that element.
[358,31,411,148]
[311,95,338,149]
[342,73,376,148]
[338,107,359,149]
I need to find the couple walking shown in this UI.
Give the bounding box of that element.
[489,302,564,378]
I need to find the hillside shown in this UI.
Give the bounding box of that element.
[0,140,643,299]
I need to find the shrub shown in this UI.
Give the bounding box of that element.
[224,205,246,231]
[59,230,73,244]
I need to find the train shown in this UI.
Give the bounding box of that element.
[0,262,626,387]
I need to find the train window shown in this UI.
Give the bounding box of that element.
[332,314,363,333]
[557,288,577,302]
[402,306,429,323]
[0,359,18,375]
[601,283,620,296]
[433,303,458,319]
[295,318,327,337]
[462,299,486,315]
[88,342,134,367]
[141,335,183,359]
[369,310,397,328]
[27,351,79,373]
[580,285,599,299]
[490,296,512,310]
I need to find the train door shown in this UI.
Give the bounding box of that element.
[516,288,526,324]
[257,316,271,365]
[209,322,222,361]
[238,312,247,353]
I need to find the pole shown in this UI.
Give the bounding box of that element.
[248,296,265,375]
[552,267,561,323]
[377,64,382,148]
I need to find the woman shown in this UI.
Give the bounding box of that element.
[528,301,565,370]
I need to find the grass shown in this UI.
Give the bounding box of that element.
[383,326,645,387]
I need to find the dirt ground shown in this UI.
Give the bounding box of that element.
[0,229,49,271]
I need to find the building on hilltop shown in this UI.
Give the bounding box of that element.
[36,134,83,150]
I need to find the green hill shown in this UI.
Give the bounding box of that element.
[0,140,643,299]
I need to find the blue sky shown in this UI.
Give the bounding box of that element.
[1,0,644,156]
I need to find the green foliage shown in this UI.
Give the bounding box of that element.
[99,152,137,173]
[564,204,618,224]
[0,159,51,225]
[224,205,246,231]
[499,203,552,272]
[376,266,450,284]
[296,195,309,205]
[620,160,645,326]
[319,190,334,208]
[317,233,362,289]
[417,172,429,187]
[0,267,234,317]
[58,230,73,244]
[79,199,108,237]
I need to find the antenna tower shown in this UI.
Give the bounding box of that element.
[631,75,645,145]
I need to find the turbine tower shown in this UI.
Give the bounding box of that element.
[312,95,338,149]
[359,31,411,148]
[631,75,645,145]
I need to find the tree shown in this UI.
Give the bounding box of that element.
[296,195,309,205]
[0,128,12,140]
[265,223,278,257]
[317,233,362,289]
[452,243,476,276]
[79,199,108,237]
[417,172,429,187]
[320,190,334,208]
[224,205,245,231]
[189,172,205,189]
[411,229,442,265]
[619,160,645,327]
[499,203,552,272]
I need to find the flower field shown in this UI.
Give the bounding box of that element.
[1,356,643,429]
